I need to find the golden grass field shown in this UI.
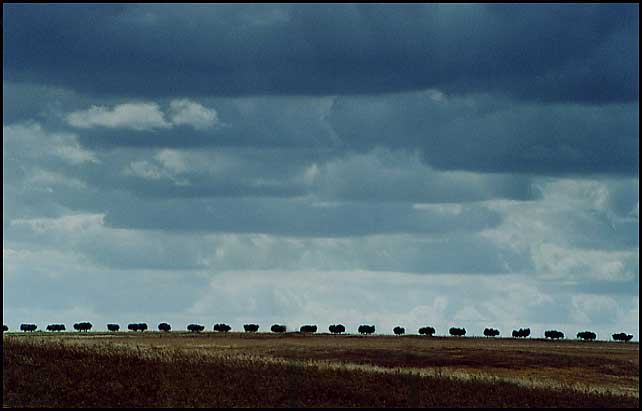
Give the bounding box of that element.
[3,332,639,408]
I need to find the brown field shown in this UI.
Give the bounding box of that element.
[3,332,639,408]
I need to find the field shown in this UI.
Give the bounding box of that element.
[3,332,639,408]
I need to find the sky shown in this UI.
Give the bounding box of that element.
[2,4,639,339]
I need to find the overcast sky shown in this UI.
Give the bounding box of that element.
[3,4,639,338]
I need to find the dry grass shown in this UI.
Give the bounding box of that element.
[3,332,639,408]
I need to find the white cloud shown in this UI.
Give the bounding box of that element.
[570,294,620,325]
[124,155,190,185]
[10,213,105,234]
[155,149,188,174]
[66,99,219,131]
[482,177,639,283]
[54,143,99,165]
[168,99,219,130]
[306,148,532,203]
[126,160,165,180]
[3,122,98,165]
[28,168,87,190]
[66,102,171,130]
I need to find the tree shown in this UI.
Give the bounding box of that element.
[449,327,466,337]
[243,324,259,333]
[329,324,346,334]
[483,328,500,337]
[299,325,317,333]
[358,325,375,335]
[128,323,148,332]
[512,328,531,338]
[213,323,231,333]
[187,324,205,333]
[158,323,171,332]
[271,324,287,333]
[107,324,120,332]
[46,324,66,332]
[612,332,634,342]
[2,325,8,332]
[577,331,596,341]
[418,326,436,336]
[73,322,92,332]
[393,326,405,336]
[20,324,37,332]
[544,330,564,340]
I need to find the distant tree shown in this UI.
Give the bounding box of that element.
[358,325,375,335]
[483,328,500,337]
[107,324,120,332]
[46,324,66,332]
[299,325,317,333]
[20,324,37,332]
[187,324,205,333]
[271,324,287,333]
[577,331,597,341]
[449,327,466,337]
[512,328,531,338]
[158,323,171,332]
[612,332,634,342]
[213,323,232,333]
[2,325,8,332]
[73,322,92,332]
[544,330,564,340]
[329,324,346,334]
[418,326,436,336]
[128,323,148,332]
[393,326,405,336]
[243,324,260,333]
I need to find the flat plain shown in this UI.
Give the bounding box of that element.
[3,332,639,408]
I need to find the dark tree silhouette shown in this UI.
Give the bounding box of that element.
[612,332,634,342]
[213,323,232,333]
[2,325,8,332]
[483,328,500,337]
[243,324,259,333]
[187,324,205,333]
[358,325,375,335]
[544,330,565,340]
[128,323,148,332]
[19,324,37,332]
[393,326,405,336]
[577,331,597,341]
[512,328,531,338]
[329,324,346,334]
[449,327,466,337]
[46,324,66,332]
[73,322,92,332]
[158,323,171,332]
[299,325,317,333]
[418,326,436,336]
[107,324,120,332]
[271,324,286,333]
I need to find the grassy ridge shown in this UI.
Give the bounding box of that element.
[3,338,639,408]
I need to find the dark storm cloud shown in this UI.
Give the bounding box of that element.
[329,93,639,175]
[4,3,638,102]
